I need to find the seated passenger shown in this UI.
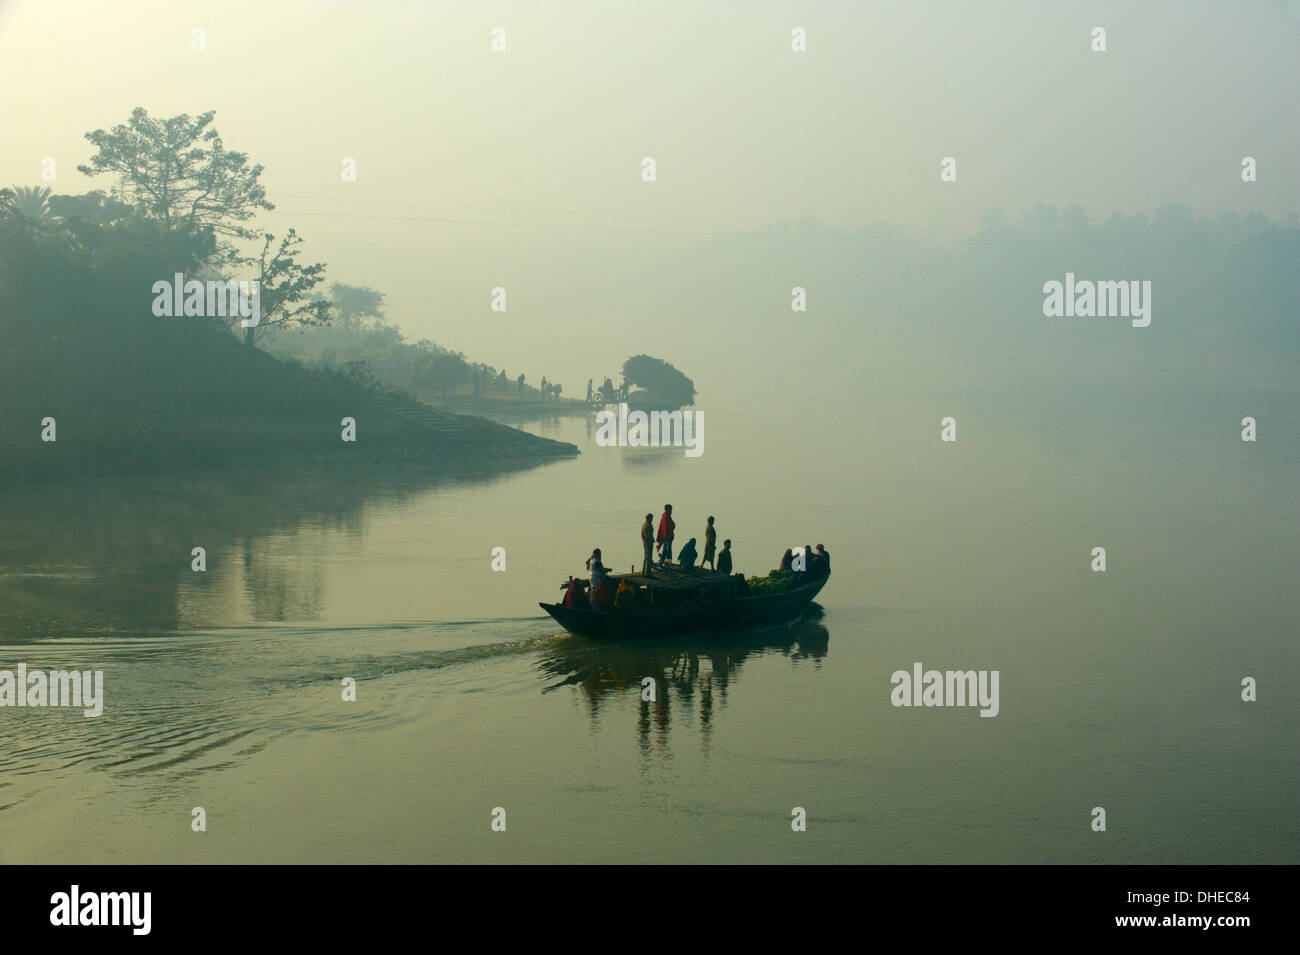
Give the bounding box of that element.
[615,579,636,607]
[779,548,794,572]
[562,577,588,608]
[678,538,699,569]
[591,575,615,610]
[814,544,830,576]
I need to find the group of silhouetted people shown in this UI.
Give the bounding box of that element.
[564,508,825,612]
[641,506,732,576]
[778,544,830,578]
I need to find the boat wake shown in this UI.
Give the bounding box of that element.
[0,615,565,803]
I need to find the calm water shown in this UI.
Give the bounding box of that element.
[1,365,1296,864]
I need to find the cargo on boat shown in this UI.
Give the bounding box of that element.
[540,563,830,638]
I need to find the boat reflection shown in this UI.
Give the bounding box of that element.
[537,605,830,752]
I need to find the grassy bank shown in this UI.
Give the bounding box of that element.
[0,308,577,483]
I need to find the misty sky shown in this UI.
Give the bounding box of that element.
[3,0,1298,390]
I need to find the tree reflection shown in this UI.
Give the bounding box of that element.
[0,461,556,640]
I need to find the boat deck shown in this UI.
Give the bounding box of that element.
[609,564,733,591]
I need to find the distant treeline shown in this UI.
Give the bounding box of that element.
[259,298,576,403]
[744,205,1299,353]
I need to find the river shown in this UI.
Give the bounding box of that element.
[0,365,1296,863]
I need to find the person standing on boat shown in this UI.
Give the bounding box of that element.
[586,548,609,608]
[702,516,717,569]
[656,505,675,565]
[640,513,655,576]
[717,539,733,576]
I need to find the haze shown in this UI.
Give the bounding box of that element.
[3,0,1298,394]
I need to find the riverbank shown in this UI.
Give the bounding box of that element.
[0,319,577,484]
[423,393,592,419]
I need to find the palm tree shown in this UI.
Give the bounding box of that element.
[3,185,54,222]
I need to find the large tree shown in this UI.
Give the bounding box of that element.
[77,107,272,259]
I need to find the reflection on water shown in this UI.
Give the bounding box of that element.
[616,448,683,473]
[533,414,568,439]
[538,606,830,752]
[0,461,556,641]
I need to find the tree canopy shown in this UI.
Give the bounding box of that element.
[621,355,696,406]
[77,107,273,260]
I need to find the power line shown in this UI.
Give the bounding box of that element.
[264,204,1284,251]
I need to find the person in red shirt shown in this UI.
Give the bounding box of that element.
[656,505,676,565]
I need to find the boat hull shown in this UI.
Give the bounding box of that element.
[540,573,829,638]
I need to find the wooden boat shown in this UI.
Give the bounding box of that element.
[540,563,830,638]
